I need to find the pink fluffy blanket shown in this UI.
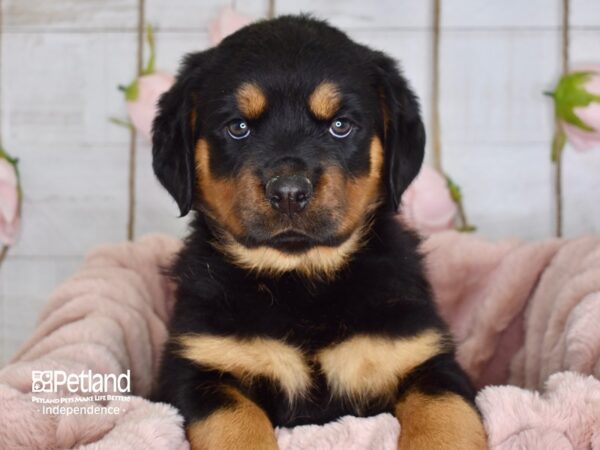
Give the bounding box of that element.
[1,232,599,449]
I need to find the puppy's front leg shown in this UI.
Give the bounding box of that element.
[186,385,279,450]
[155,346,279,450]
[394,356,488,450]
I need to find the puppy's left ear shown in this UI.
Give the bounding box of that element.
[373,52,426,211]
[152,50,213,216]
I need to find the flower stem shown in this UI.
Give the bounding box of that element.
[554,125,564,237]
[554,0,570,238]
[446,175,476,232]
[0,245,9,269]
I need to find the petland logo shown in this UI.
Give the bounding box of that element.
[32,370,131,394]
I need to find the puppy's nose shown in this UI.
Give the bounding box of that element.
[266,175,313,215]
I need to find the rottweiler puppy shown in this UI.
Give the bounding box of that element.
[152,15,487,450]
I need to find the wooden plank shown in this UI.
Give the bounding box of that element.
[443,142,554,240]
[438,29,566,240]
[6,143,129,256]
[149,30,209,72]
[8,0,588,35]
[1,32,137,256]
[441,0,560,29]
[571,0,600,28]
[2,0,138,32]
[439,30,560,145]
[1,32,136,146]
[275,0,431,30]
[145,0,269,31]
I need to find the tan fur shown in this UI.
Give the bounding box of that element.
[236,82,268,119]
[339,136,384,235]
[195,139,244,235]
[194,133,383,279]
[308,81,341,120]
[187,387,278,450]
[395,390,488,450]
[216,224,367,280]
[212,137,384,279]
[312,165,346,215]
[177,334,311,402]
[317,330,446,402]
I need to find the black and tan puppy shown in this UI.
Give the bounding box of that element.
[152,15,487,450]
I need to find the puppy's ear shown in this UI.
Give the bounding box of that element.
[152,50,213,216]
[373,52,426,211]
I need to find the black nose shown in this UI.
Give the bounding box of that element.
[266,175,313,215]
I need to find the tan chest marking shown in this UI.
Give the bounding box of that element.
[217,224,366,280]
[316,330,447,401]
[176,334,311,402]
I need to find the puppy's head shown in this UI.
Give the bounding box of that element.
[153,16,425,279]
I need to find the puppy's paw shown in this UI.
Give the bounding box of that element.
[396,391,488,450]
[186,388,279,450]
[187,413,279,450]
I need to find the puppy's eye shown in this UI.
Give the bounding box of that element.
[226,120,250,140]
[329,118,353,138]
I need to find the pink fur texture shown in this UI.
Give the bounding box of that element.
[0,232,599,449]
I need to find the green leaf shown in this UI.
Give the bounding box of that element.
[445,173,476,233]
[0,146,21,189]
[0,146,18,167]
[119,24,156,101]
[551,125,567,162]
[552,71,600,132]
[109,117,134,130]
[123,79,139,101]
[142,24,156,76]
[458,224,477,233]
[445,175,462,203]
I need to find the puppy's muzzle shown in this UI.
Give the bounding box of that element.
[266,175,313,216]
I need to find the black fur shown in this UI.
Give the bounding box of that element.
[152,15,476,431]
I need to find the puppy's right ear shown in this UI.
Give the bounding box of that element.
[152,50,213,216]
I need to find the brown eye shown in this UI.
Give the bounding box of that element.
[226,119,250,140]
[329,118,353,138]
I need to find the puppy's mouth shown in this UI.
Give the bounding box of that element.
[265,230,317,253]
[242,228,352,254]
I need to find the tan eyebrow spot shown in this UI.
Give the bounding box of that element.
[308,81,341,120]
[236,82,268,119]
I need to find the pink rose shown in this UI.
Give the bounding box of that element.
[0,155,20,245]
[400,165,457,234]
[126,72,175,140]
[553,67,600,151]
[209,6,253,45]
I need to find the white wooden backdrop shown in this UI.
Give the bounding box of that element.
[1,0,599,365]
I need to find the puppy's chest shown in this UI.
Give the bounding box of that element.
[176,323,445,414]
[175,277,445,420]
